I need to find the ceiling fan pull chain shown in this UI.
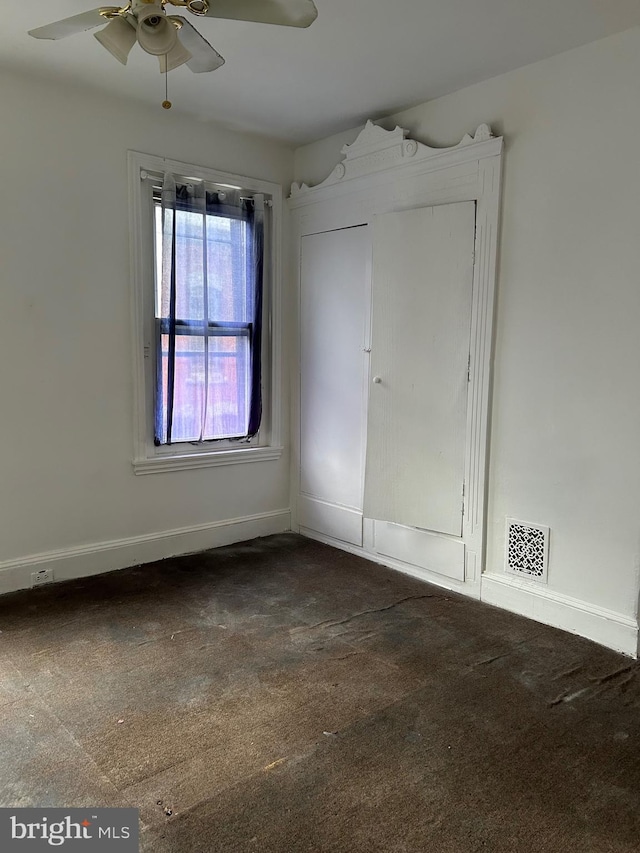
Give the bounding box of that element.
[162,63,172,109]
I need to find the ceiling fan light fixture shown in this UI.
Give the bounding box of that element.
[94,14,137,65]
[158,36,192,72]
[136,5,178,56]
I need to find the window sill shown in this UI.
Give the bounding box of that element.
[133,445,284,475]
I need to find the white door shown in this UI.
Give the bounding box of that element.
[364,202,475,538]
[299,225,370,545]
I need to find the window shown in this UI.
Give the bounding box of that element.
[153,180,262,445]
[129,152,282,474]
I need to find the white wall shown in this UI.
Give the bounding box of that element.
[293,28,640,638]
[0,68,294,591]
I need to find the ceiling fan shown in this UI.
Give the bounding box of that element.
[28,0,318,76]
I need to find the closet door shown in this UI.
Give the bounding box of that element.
[299,226,370,545]
[364,202,475,539]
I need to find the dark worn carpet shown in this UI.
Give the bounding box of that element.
[0,533,639,852]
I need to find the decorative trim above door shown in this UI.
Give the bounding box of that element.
[290,120,499,200]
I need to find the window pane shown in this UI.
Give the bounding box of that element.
[203,336,250,439]
[159,334,205,443]
[154,204,162,317]
[175,210,205,321]
[155,210,252,326]
[159,334,250,442]
[206,216,251,325]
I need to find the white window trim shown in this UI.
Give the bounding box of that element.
[128,150,283,475]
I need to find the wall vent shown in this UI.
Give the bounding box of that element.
[505,519,549,582]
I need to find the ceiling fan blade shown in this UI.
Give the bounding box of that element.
[202,0,317,28]
[158,30,192,72]
[28,8,113,40]
[173,18,225,73]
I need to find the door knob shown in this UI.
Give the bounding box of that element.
[373,376,382,384]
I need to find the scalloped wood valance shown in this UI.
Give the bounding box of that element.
[290,120,497,200]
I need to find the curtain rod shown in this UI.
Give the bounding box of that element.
[140,169,272,204]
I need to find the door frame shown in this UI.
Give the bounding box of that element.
[289,121,503,598]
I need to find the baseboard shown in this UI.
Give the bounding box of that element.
[298,526,479,599]
[297,494,363,547]
[0,510,291,596]
[481,573,638,657]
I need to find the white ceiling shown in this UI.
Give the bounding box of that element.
[4,1,640,144]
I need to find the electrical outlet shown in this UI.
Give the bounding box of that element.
[31,569,54,587]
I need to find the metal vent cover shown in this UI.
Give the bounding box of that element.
[505,518,549,582]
